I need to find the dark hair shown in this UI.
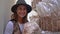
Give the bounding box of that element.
[10,11,28,23]
[11,4,29,24]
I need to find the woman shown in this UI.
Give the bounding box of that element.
[4,0,41,34]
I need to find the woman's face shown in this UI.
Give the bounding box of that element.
[17,5,27,17]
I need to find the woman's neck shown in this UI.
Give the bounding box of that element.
[18,17,28,24]
[18,16,24,24]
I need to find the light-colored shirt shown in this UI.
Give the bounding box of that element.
[4,21,24,34]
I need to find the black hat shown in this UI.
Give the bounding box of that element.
[11,0,32,13]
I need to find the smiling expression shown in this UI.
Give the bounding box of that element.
[17,5,27,17]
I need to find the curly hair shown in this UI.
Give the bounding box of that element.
[11,12,28,23]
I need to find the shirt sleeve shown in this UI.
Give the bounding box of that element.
[4,21,13,34]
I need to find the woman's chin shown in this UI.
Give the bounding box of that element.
[19,15,25,17]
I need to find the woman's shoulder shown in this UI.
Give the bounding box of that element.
[5,20,13,30]
[7,20,14,27]
[8,20,13,25]
[4,20,13,34]
[8,19,16,25]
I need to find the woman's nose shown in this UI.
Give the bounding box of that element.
[21,10,24,12]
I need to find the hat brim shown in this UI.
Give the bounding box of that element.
[11,4,32,13]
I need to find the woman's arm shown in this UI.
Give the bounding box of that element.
[4,21,13,34]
